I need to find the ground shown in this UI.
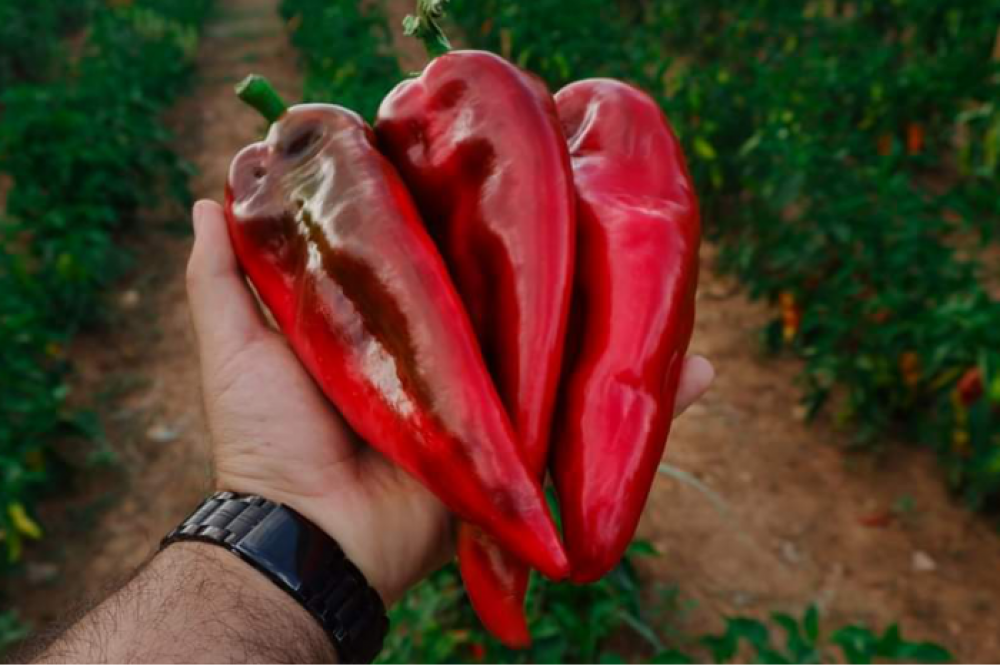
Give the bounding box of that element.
[7,0,1000,661]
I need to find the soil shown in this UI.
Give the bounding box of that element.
[638,244,1000,659]
[7,0,1000,661]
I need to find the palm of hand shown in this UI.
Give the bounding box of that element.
[186,200,712,607]
[203,330,453,604]
[186,201,451,604]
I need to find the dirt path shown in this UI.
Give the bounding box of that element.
[10,0,1000,661]
[10,0,302,631]
[637,244,1000,660]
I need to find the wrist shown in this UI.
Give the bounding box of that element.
[212,477,406,605]
[37,541,337,663]
[166,492,389,662]
[160,541,333,653]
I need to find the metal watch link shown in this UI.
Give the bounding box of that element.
[162,492,388,663]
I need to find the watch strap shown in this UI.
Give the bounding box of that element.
[163,492,388,663]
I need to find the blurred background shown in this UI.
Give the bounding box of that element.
[1,0,998,662]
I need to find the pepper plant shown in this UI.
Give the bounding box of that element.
[0,0,213,636]
[0,1,97,92]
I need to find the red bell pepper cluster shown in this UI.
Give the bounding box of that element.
[226,44,700,646]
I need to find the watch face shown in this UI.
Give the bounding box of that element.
[166,493,387,663]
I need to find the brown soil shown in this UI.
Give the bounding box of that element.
[638,244,1000,660]
[8,0,1000,662]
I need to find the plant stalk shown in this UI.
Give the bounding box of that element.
[235,74,288,125]
[403,0,452,59]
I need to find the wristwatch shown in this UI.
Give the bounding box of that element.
[162,492,388,663]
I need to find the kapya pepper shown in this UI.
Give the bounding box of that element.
[552,79,701,583]
[376,51,576,646]
[225,77,569,579]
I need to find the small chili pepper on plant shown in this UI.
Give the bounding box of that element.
[906,122,925,155]
[779,291,801,343]
[899,352,921,389]
[957,367,983,406]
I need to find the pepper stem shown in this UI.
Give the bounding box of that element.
[236,74,288,125]
[403,0,452,59]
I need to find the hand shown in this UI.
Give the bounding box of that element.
[185,199,714,606]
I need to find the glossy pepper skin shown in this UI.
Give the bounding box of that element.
[552,79,701,583]
[224,102,569,580]
[376,51,576,646]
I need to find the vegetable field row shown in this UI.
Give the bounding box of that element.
[0,0,213,641]
[0,1,94,91]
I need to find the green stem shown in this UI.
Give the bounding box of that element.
[403,0,452,59]
[235,74,288,125]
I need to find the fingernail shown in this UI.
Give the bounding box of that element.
[692,355,716,382]
[192,200,210,238]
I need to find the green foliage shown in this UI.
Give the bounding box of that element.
[451,0,1000,507]
[279,0,403,122]
[670,606,951,664]
[0,0,212,574]
[830,622,952,665]
[382,558,950,664]
[2,7,205,320]
[381,545,672,663]
[0,611,30,653]
[448,0,660,90]
[0,0,97,90]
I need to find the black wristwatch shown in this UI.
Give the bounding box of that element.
[162,492,388,663]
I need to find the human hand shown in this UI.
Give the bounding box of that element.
[185,199,714,606]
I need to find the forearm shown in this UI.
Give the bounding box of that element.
[31,542,337,664]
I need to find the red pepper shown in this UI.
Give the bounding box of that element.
[552,79,701,583]
[906,122,925,155]
[376,51,576,646]
[957,367,983,406]
[900,351,921,389]
[779,291,801,343]
[224,77,568,579]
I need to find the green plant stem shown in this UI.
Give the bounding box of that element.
[236,74,288,124]
[403,0,452,59]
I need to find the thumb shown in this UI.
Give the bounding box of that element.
[186,200,267,359]
[674,355,714,417]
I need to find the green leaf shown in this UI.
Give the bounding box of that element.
[773,172,805,209]
[702,633,738,663]
[652,648,698,664]
[739,132,763,157]
[619,610,665,653]
[728,617,771,649]
[803,605,820,642]
[626,539,660,557]
[0,611,30,652]
[832,625,878,664]
[877,624,902,654]
[988,375,1000,403]
[893,642,953,663]
[693,136,717,161]
[772,612,812,661]
[755,647,792,664]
